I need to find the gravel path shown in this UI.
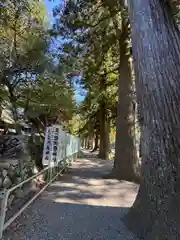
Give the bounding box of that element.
[3,153,139,240]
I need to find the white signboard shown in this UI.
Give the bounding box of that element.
[42,125,80,166]
[42,127,52,166]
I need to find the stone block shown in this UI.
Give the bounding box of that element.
[2,169,8,178]
[14,177,22,184]
[3,176,12,189]
[8,166,16,179]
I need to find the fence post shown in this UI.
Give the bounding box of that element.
[50,166,53,181]
[0,190,8,239]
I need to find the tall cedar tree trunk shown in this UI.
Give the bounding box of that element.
[103,4,140,181]
[98,100,107,159]
[82,138,86,148]
[88,121,93,150]
[106,119,110,159]
[85,138,88,149]
[98,77,109,159]
[92,131,99,152]
[91,136,94,150]
[124,1,180,239]
[112,38,138,181]
[87,136,90,149]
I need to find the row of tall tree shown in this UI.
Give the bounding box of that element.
[52,0,180,238]
[53,0,140,180]
[1,0,180,237]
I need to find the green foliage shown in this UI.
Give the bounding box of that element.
[52,0,122,137]
[0,0,76,133]
[16,73,75,132]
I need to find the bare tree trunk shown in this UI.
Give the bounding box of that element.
[112,40,138,181]
[124,1,180,239]
[82,138,86,148]
[98,77,109,159]
[87,136,90,149]
[105,17,139,181]
[106,118,110,160]
[92,131,99,152]
[98,103,107,159]
[98,113,109,159]
[102,6,140,180]
[85,138,88,149]
[90,136,94,150]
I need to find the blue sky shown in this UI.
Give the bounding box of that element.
[45,0,57,16]
[44,0,85,103]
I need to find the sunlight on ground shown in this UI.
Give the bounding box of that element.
[41,157,138,208]
[3,155,139,240]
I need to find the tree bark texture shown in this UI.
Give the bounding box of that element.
[87,136,90,149]
[112,39,138,181]
[124,1,180,239]
[82,138,86,148]
[98,100,108,159]
[103,7,140,181]
[98,77,109,159]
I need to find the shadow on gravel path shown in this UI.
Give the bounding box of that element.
[3,151,139,240]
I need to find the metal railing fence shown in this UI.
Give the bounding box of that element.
[0,126,80,239]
